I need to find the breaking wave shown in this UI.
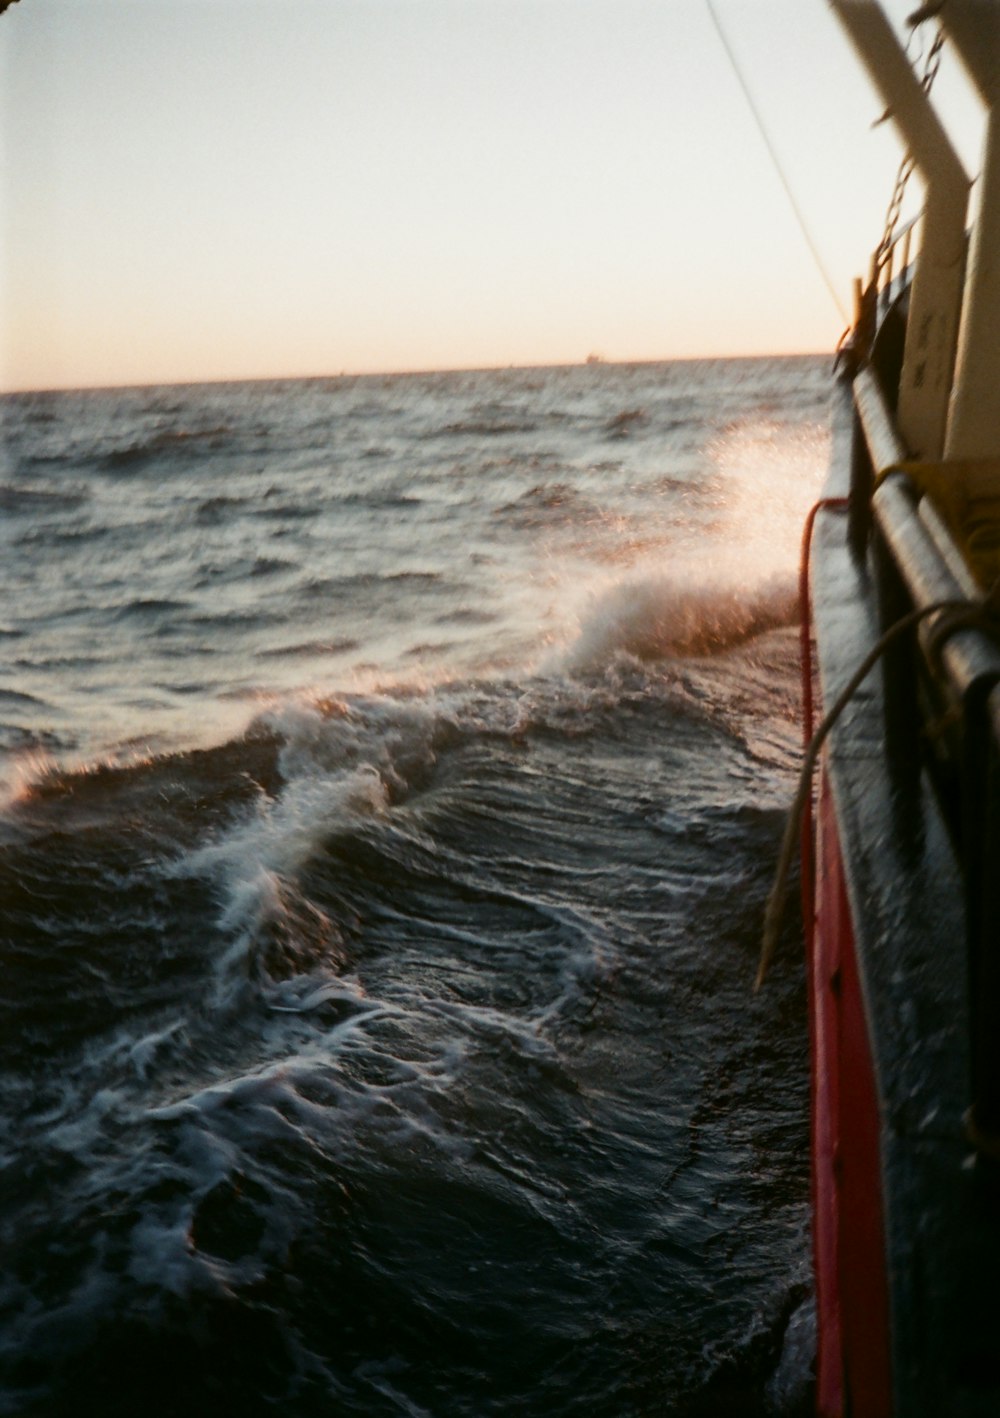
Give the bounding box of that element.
[560,573,798,670]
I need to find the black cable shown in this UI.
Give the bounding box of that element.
[704,0,850,324]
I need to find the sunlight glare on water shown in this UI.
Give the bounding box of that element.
[710,416,829,576]
[551,411,828,673]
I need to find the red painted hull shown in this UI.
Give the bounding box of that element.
[811,774,894,1417]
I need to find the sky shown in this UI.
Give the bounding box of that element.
[0,0,987,391]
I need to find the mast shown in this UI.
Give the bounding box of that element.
[940,1,1000,459]
[830,0,1000,463]
[829,0,969,462]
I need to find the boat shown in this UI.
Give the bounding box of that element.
[762,2,1000,1412]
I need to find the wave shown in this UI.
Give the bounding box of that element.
[0,483,89,514]
[300,570,443,602]
[0,688,51,710]
[251,499,320,522]
[335,489,423,509]
[436,419,540,437]
[187,607,281,631]
[249,557,296,578]
[195,493,248,523]
[0,623,803,1411]
[0,727,72,764]
[433,607,498,627]
[560,572,798,671]
[111,597,191,622]
[157,678,638,1026]
[497,482,598,529]
[604,407,648,438]
[255,638,361,660]
[19,524,99,550]
[179,763,384,1001]
[0,361,821,1418]
[97,425,234,472]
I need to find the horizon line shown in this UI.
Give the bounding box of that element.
[1,347,829,398]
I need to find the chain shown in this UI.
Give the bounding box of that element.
[920,24,946,93]
[871,18,947,283]
[873,154,917,279]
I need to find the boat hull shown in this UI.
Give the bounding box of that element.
[808,377,1000,1416]
[812,773,893,1417]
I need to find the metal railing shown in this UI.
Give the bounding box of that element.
[851,366,1000,1142]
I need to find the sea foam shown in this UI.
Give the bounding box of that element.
[557,570,797,672]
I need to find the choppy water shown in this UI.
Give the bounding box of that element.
[1,358,827,1416]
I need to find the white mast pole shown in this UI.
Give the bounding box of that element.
[941,2,1000,460]
[829,0,969,461]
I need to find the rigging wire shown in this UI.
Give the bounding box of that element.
[871,21,947,283]
[703,0,850,324]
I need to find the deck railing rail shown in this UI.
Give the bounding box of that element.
[849,366,1000,1143]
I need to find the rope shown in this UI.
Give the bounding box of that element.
[756,585,993,991]
[703,0,849,324]
[759,465,1000,991]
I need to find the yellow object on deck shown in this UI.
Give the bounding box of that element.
[881,460,1000,591]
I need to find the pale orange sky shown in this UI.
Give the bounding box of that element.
[0,0,985,391]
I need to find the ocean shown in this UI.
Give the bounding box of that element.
[1,356,828,1416]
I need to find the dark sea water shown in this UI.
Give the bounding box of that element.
[1,358,827,1416]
